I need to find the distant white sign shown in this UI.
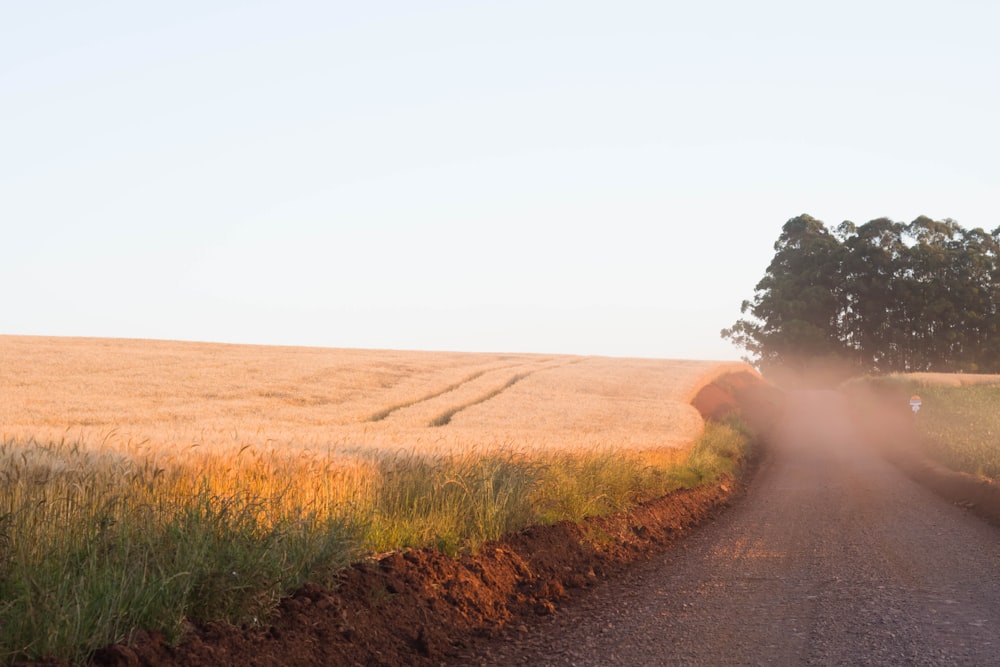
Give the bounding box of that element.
[910,395,922,413]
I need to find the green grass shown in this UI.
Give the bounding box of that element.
[0,442,357,664]
[0,419,751,665]
[362,452,539,556]
[909,384,1000,478]
[846,376,1000,479]
[532,420,748,524]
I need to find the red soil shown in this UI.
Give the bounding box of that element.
[691,370,783,436]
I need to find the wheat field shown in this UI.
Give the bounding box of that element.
[1,335,750,458]
[0,335,754,663]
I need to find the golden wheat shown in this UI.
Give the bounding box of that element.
[0,335,754,542]
[1,335,751,460]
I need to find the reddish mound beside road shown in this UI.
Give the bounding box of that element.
[86,373,773,667]
[91,484,740,667]
[691,370,783,436]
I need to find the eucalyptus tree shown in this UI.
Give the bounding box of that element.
[721,214,847,374]
[835,218,908,372]
[725,213,1000,376]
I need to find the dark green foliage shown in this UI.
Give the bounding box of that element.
[724,214,1000,374]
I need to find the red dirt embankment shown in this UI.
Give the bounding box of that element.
[690,370,783,437]
[88,373,779,667]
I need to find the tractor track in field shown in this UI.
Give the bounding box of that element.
[426,371,531,426]
[367,358,570,425]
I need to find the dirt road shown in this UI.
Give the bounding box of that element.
[458,391,1000,665]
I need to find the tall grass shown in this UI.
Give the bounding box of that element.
[0,420,750,665]
[0,439,359,664]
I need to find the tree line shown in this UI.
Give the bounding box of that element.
[723,214,1000,375]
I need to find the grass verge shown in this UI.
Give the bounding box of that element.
[909,384,1000,479]
[844,375,1000,479]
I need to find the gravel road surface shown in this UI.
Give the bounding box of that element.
[458,391,1000,666]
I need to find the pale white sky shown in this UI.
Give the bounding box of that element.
[3,1,997,359]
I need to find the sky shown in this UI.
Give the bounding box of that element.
[3,1,998,360]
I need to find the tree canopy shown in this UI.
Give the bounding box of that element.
[723,214,1000,376]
